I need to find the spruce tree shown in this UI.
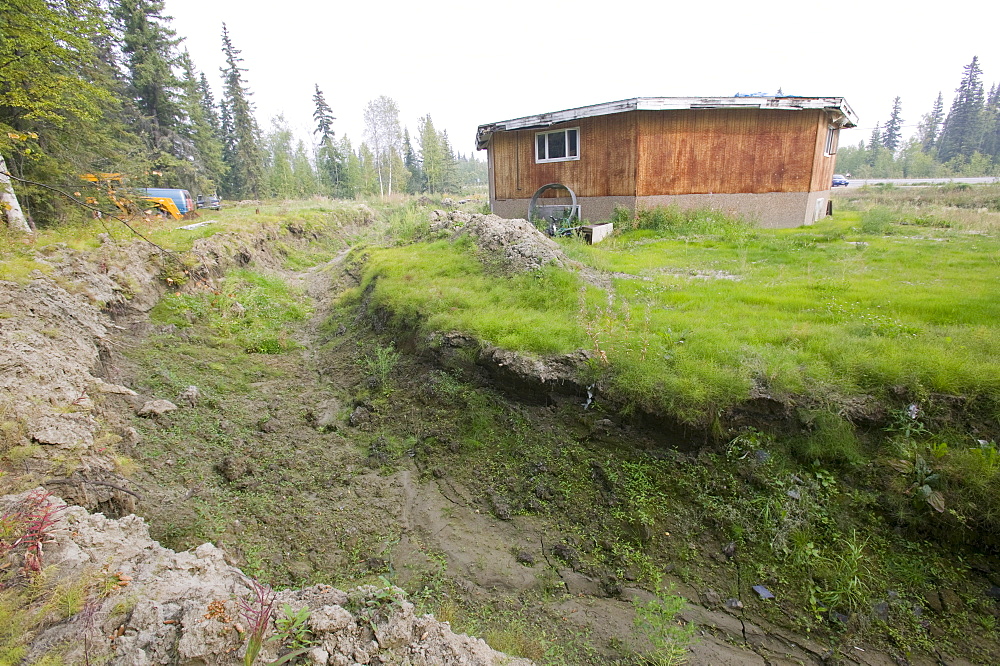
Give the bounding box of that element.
[455,153,488,188]
[291,140,318,198]
[402,128,423,194]
[982,84,1000,161]
[919,92,945,153]
[312,85,344,196]
[882,97,903,154]
[938,56,986,162]
[338,136,362,197]
[198,72,221,135]
[418,114,445,194]
[219,23,264,198]
[264,115,293,198]
[440,130,458,192]
[867,122,882,167]
[177,51,225,193]
[1,0,138,225]
[111,0,183,148]
[312,85,335,141]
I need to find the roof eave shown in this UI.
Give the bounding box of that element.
[476,96,858,149]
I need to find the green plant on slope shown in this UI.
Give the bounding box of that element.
[358,343,401,388]
[888,454,945,513]
[239,578,275,666]
[0,492,75,664]
[814,530,875,614]
[633,586,695,665]
[275,604,312,650]
[238,580,312,665]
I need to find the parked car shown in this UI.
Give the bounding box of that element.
[135,188,196,214]
[832,174,850,187]
[197,194,222,210]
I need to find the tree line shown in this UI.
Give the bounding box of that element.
[0,0,485,229]
[836,57,1000,178]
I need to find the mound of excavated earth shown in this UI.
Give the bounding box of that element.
[9,490,530,665]
[429,211,567,272]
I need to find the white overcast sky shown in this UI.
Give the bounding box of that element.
[163,0,999,158]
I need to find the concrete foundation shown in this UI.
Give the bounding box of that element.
[582,223,613,244]
[492,190,833,229]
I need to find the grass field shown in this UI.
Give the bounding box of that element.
[352,197,1000,560]
[357,205,1000,437]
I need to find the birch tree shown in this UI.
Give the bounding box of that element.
[0,153,29,232]
[363,96,402,197]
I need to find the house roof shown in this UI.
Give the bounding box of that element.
[475,96,858,150]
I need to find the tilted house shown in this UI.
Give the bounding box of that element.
[476,96,858,228]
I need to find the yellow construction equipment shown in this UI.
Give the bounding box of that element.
[79,173,184,220]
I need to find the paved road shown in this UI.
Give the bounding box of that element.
[835,177,999,189]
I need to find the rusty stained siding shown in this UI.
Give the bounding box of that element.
[809,114,839,192]
[636,108,826,196]
[490,114,638,200]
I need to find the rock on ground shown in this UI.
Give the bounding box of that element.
[6,490,531,665]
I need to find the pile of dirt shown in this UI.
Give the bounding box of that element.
[5,490,531,665]
[429,211,566,272]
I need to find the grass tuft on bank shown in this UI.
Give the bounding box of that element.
[347,237,597,355]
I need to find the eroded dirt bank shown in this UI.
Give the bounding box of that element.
[1,208,993,664]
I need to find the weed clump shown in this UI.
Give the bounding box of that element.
[860,207,894,235]
[633,587,696,665]
[610,205,756,240]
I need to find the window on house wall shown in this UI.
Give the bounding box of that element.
[824,127,839,156]
[535,128,580,163]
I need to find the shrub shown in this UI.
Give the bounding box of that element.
[633,587,695,665]
[860,207,894,235]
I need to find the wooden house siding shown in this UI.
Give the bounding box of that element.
[480,97,855,226]
[490,114,638,200]
[635,108,826,196]
[809,117,839,192]
[490,108,836,201]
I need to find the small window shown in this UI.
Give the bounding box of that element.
[824,127,838,156]
[535,128,580,163]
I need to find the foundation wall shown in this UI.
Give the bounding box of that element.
[492,190,833,228]
[492,196,636,224]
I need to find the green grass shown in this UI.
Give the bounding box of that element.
[834,182,1000,233]
[356,208,1000,429]
[349,237,599,354]
[151,268,310,354]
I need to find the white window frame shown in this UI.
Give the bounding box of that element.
[824,126,838,156]
[535,127,580,163]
